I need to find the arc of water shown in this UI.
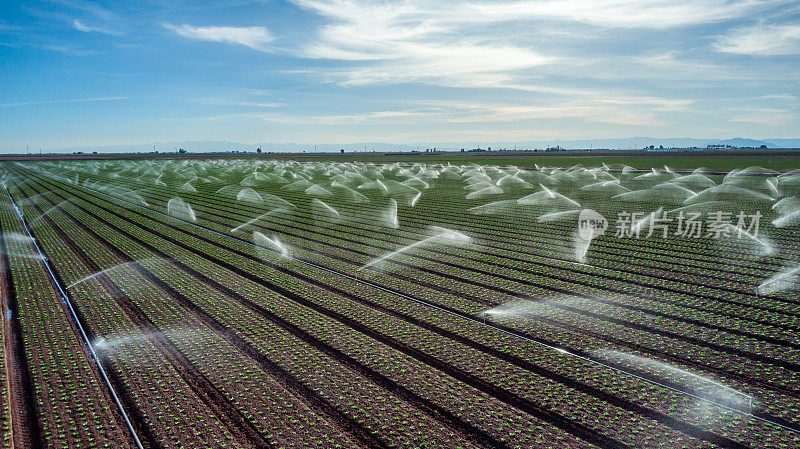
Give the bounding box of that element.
[67,258,169,289]
[757,265,800,295]
[773,210,800,228]
[359,227,470,271]
[253,231,290,257]
[230,208,289,232]
[312,199,340,219]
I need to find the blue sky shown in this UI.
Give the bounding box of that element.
[1,0,799,152]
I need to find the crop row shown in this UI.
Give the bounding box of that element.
[10,166,800,446]
[32,171,800,428]
[15,166,620,445]
[42,167,800,392]
[9,175,432,448]
[0,188,135,449]
[47,162,800,279]
[7,172,600,445]
[35,165,800,354]
[54,166,800,324]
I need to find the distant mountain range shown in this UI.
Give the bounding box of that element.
[29,137,800,154]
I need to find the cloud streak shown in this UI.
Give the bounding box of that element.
[0,96,129,108]
[715,23,800,55]
[72,19,121,35]
[730,109,798,125]
[292,0,552,88]
[163,23,275,52]
[291,0,787,90]
[4,0,797,148]
[460,0,780,29]
[184,97,669,127]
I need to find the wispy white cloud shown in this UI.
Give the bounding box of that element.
[635,52,749,81]
[72,19,121,35]
[172,110,435,125]
[730,109,798,125]
[27,1,122,35]
[184,97,668,127]
[591,96,693,112]
[72,19,92,32]
[295,1,777,34]
[420,100,667,126]
[290,0,783,89]
[292,1,552,88]
[163,23,275,52]
[331,45,551,88]
[40,43,102,56]
[50,0,114,22]
[757,94,799,101]
[461,0,779,29]
[0,96,129,108]
[715,23,800,55]
[7,0,797,148]
[193,98,285,108]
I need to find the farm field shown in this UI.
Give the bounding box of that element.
[7,150,800,172]
[0,157,799,448]
[283,152,800,173]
